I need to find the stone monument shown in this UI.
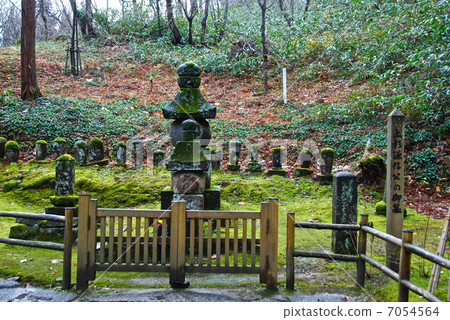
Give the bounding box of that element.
[161,62,220,211]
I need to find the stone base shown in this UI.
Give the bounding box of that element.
[227,164,240,171]
[246,162,262,172]
[293,168,314,177]
[16,217,78,228]
[267,168,287,177]
[161,187,220,210]
[170,279,190,289]
[90,159,109,166]
[173,194,204,210]
[9,224,77,243]
[45,206,79,217]
[204,187,221,210]
[317,173,334,184]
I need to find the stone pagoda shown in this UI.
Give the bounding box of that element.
[161,62,220,210]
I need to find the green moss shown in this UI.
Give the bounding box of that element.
[375,201,387,216]
[2,181,20,191]
[52,137,66,143]
[293,168,314,177]
[22,173,55,189]
[89,137,104,148]
[170,141,207,163]
[36,140,48,145]
[56,154,75,161]
[49,195,79,206]
[321,147,335,156]
[5,140,19,151]
[0,137,6,142]
[118,141,127,148]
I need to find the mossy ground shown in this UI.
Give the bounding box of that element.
[0,161,448,301]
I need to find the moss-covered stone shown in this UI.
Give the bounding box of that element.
[321,148,335,156]
[5,140,19,151]
[358,155,386,185]
[0,137,6,158]
[50,195,79,207]
[4,140,20,162]
[89,137,105,161]
[36,140,48,145]
[375,201,387,216]
[294,167,314,177]
[375,200,407,217]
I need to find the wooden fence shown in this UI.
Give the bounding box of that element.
[76,194,279,291]
[286,213,450,302]
[0,210,74,290]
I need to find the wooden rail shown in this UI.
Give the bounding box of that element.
[76,194,279,291]
[287,213,450,302]
[0,209,74,290]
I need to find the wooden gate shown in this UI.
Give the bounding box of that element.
[76,194,278,291]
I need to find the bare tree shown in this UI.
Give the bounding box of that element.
[0,1,21,46]
[166,0,182,44]
[21,0,42,100]
[278,0,292,26]
[37,0,49,40]
[257,0,275,93]
[177,0,199,45]
[210,0,228,44]
[200,0,209,44]
[151,0,163,37]
[85,0,96,39]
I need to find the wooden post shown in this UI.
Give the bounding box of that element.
[259,202,268,284]
[356,214,369,287]
[386,108,405,272]
[398,229,413,302]
[76,194,90,291]
[87,199,98,280]
[170,201,189,288]
[267,197,278,291]
[428,208,449,294]
[62,208,74,290]
[286,212,295,290]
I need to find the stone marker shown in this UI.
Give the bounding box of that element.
[386,108,405,272]
[4,140,20,163]
[132,140,144,169]
[210,148,222,170]
[35,140,48,160]
[89,137,105,161]
[0,137,7,158]
[317,147,335,183]
[117,142,127,164]
[268,147,287,177]
[153,149,164,167]
[74,140,88,165]
[52,137,67,159]
[227,140,242,171]
[331,172,358,255]
[294,148,314,177]
[247,144,262,172]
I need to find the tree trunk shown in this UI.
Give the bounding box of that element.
[258,0,269,93]
[85,0,96,39]
[166,0,182,44]
[38,0,49,40]
[200,0,210,45]
[304,0,311,18]
[217,0,229,41]
[155,0,162,37]
[21,0,42,100]
[278,0,292,26]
